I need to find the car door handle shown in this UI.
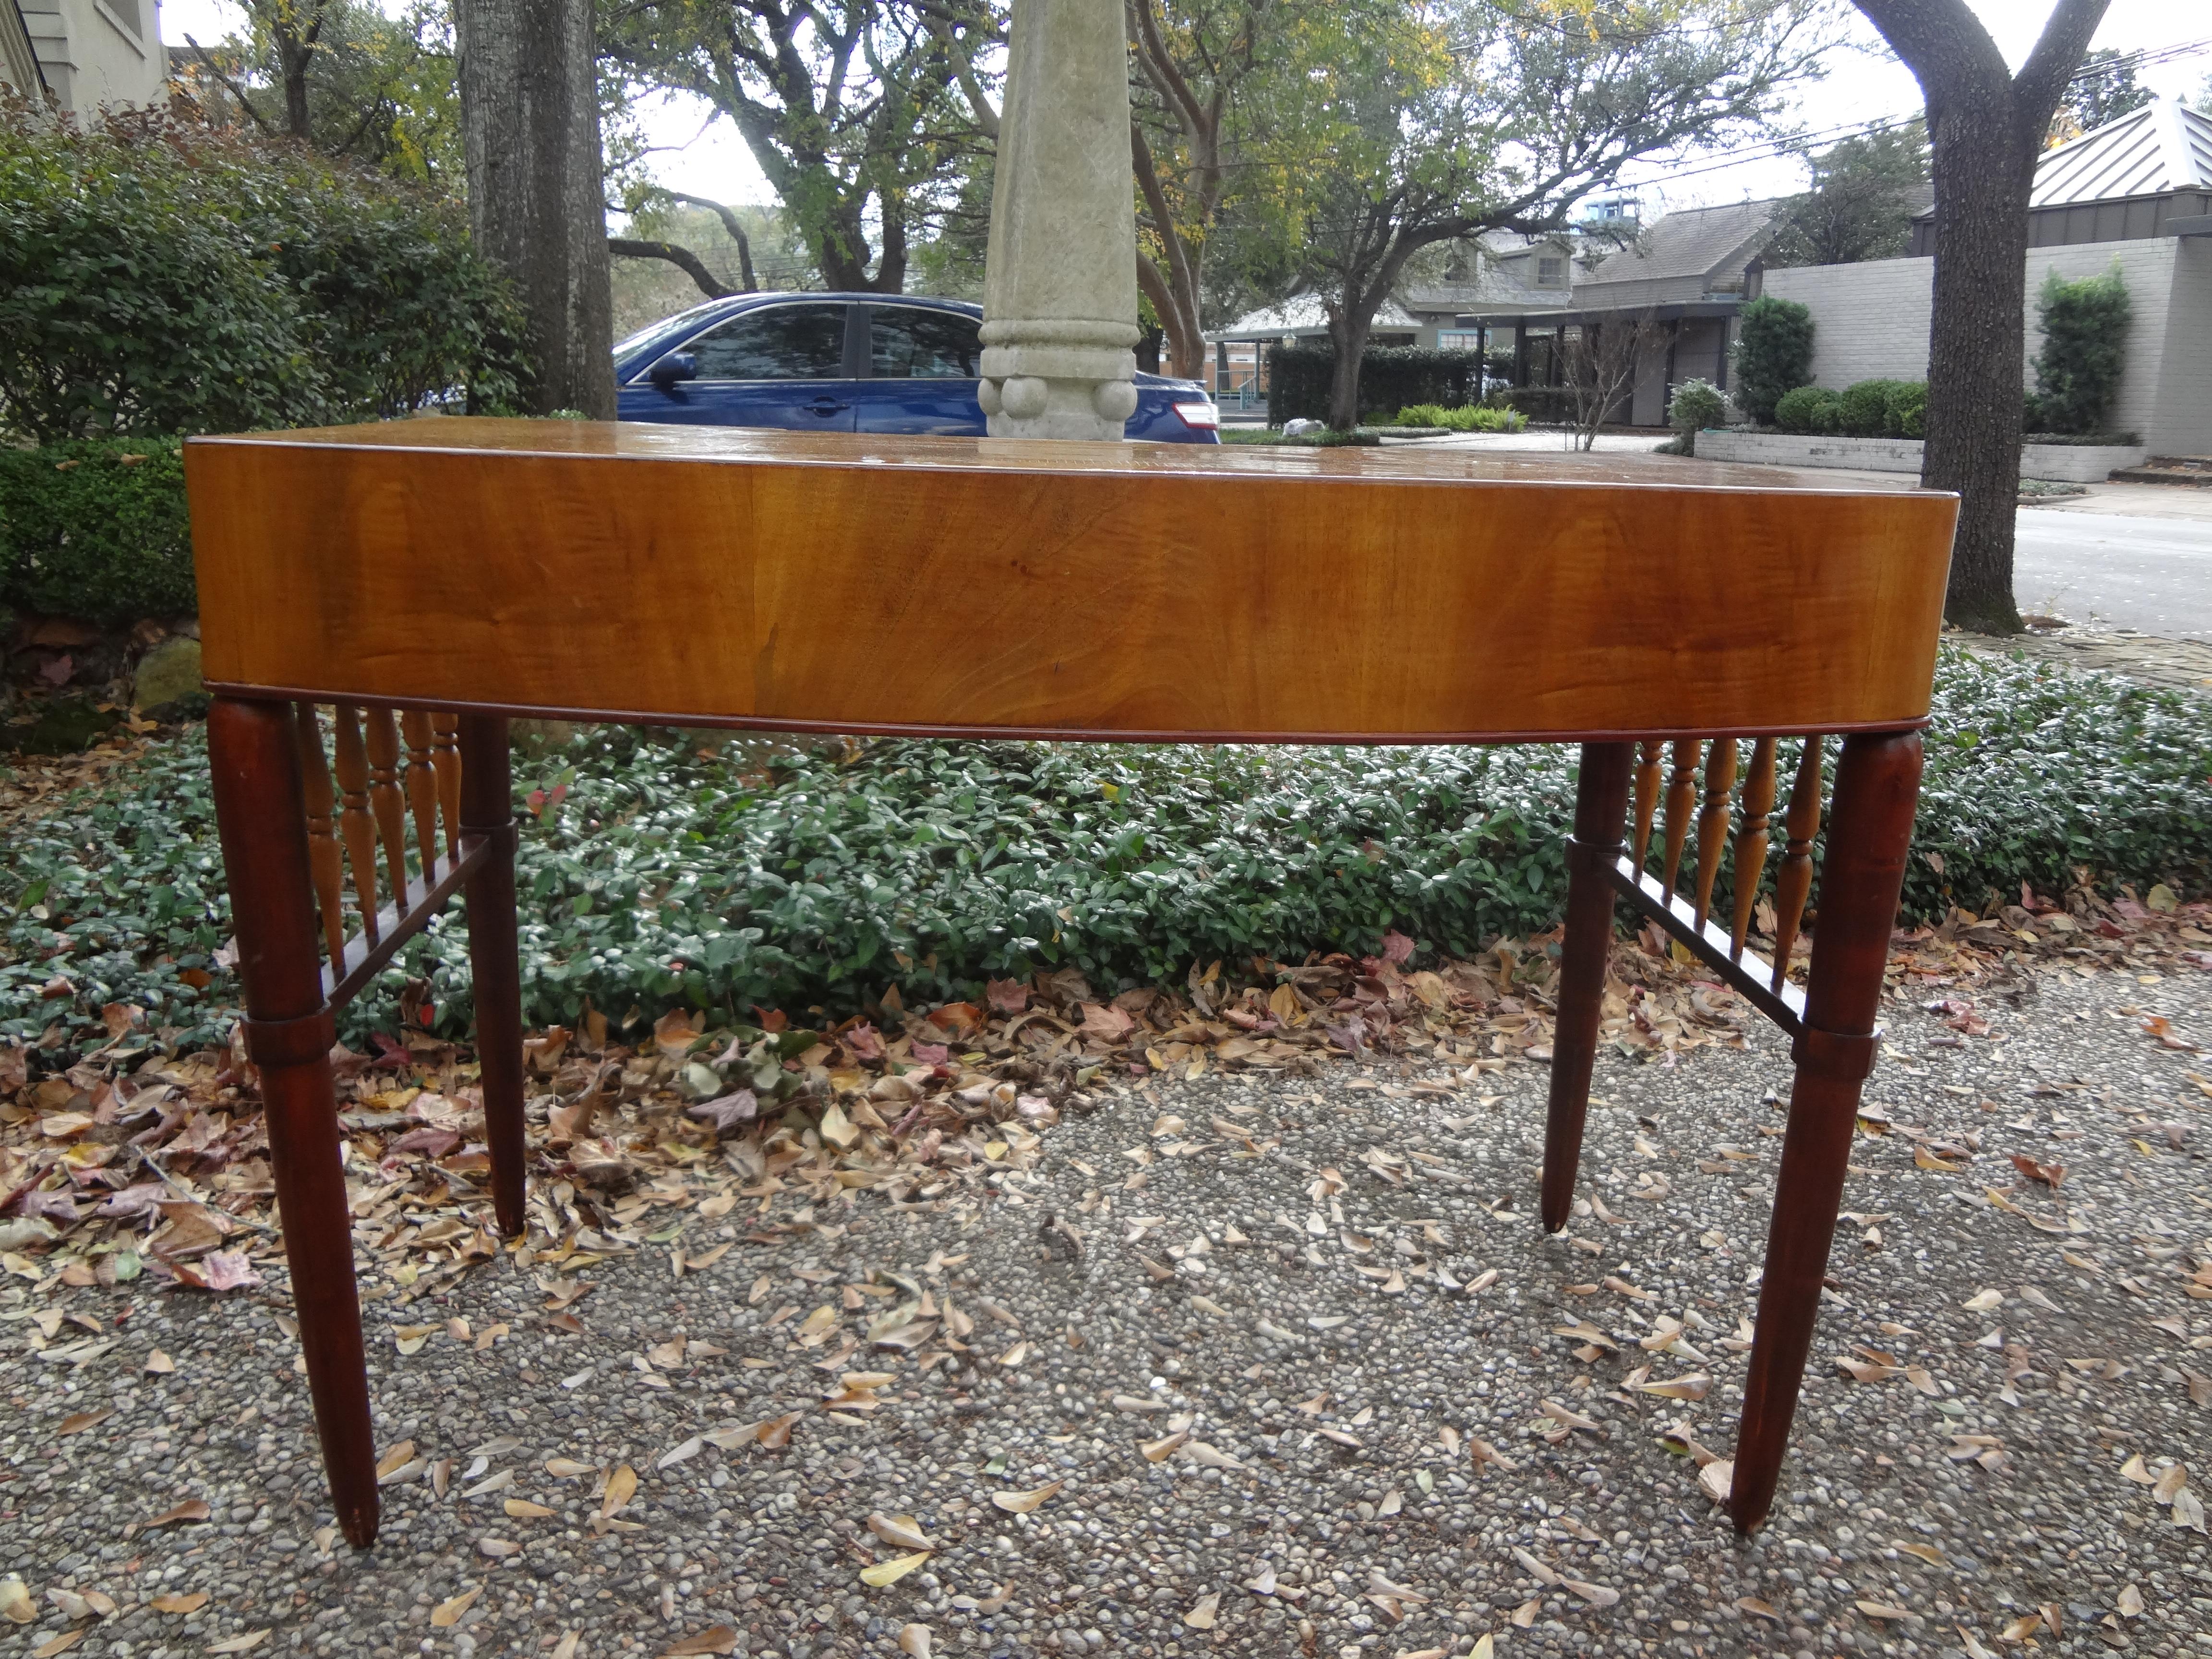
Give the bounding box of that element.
[806,397,849,416]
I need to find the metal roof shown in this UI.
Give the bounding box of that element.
[1574,198,1784,289]
[1207,295,1419,341]
[2027,99,2212,207]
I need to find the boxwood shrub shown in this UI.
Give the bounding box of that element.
[3,649,2206,1045]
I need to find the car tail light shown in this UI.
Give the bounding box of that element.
[1171,399,1220,430]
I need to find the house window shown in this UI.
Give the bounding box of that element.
[1436,330,1482,352]
[1537,257,1566,287]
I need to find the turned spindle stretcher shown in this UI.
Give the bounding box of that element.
[185,419,1956,1548]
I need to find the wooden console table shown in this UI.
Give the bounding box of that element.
[185,419,1955,1549]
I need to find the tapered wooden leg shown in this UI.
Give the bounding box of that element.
[460,715,528,1238]
[1540,741,1635,1233]
[1730,728,1922,1533]
[207,698,380,1549]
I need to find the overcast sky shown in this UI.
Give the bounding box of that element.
[158,0,2208,216]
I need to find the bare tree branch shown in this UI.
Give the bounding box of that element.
[665,192,760,290]
[608,237,733,300]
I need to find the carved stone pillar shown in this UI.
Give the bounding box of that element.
[977,0,1140,441]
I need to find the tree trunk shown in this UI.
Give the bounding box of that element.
[1854,0,2111,636]
[1324,313,1371,431]
[454,0,617,419]
[1922,94,2036,632]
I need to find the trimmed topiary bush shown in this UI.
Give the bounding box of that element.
[1773,385,1838,433]
[1731,296,1815,425]
[0,437,192,624]
[1837,378,1898,436]
[2032,264,2131,436]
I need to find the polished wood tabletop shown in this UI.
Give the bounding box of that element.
[189,416,1956,1545]
[185,420,1957,743]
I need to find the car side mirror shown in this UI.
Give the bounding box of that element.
[647,352,697,392]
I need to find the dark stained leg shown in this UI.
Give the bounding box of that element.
[460,715,529,1238]
[1540,741,1635,1233]
[206,698,380,1548]
[1730,728,1923,1533]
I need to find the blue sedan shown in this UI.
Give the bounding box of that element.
[613,293,1219,442]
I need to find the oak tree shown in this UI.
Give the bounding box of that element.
[1851,0,2109,632]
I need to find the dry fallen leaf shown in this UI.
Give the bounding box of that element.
[1139,1430,1190,1463]
[546,1457,596,1479]
[1698,1459,1735,1504]
[430,1587,481,1628]
[1184,1592,1220,1630]
[866,1513,935,1551]
[33,1634,84,1659]
[2116,1584,2144,1618]
[658,1626,738,1656]
[1961,1289,2003,1312]
[859,1552,932,1588]
[0,1577,34,1624]
[599,1464,638,1520]
[57,1409,113,1436]
[550,1633,580,1659]
[143,1499,211,1528]
[899,1625,933,1658]
[991,1480,1065,1514]
[205,1633,271,1654]
[505,1499,557,1519]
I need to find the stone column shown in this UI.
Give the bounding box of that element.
[977,0,1141,441]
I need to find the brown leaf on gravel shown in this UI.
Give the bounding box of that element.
[150,1592,209,1614]
[599,1464,638,1519]
[57,1409,113,1435]
[659,1626,739,1656]
[142,1499,211,1528]
[991,1480,1064,1513]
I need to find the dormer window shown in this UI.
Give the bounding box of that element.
[1537,256,1566,287]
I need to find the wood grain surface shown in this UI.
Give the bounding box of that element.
[185,419,1958,741]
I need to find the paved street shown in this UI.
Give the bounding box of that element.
[2015,508,2212,640]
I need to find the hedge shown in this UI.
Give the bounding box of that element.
[1775,379,1925,439]
[0,105,525,442]
[1266,344,1480,425]
[4,647,2208,1046]
[0,437,192,624]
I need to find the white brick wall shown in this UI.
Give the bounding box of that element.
[1763,238,2210,456]
[1762,258,1934,387]
[2151,239,2212,456]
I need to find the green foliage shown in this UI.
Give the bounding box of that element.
[1666,378,1726,433]
[0,106,526,441]
[2052,49,2156,139]
[1266,344,1481,425]
[176,0,464,184]
[1731,296,1815,425]
[1392,403,1526,432]
[1836,377,1921,438]
[1773,380,1923,438]
[1892,380,1926,438]
[6,651,2208,1045]
[2032,265,2131,436]
[0,438,193,625]
[1762,119,1928,268]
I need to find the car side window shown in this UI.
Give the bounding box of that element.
[869,307,982,379]
[685,303,848,380]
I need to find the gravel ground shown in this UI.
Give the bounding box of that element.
[5,964,2209,1659]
